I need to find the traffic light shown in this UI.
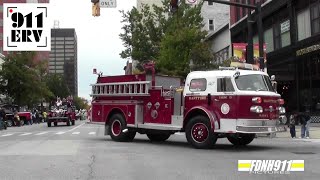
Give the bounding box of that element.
[92,0,100,17]
[170,0,179,13]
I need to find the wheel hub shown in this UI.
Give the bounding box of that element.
[191,123,209,143]
[111,120,121,136]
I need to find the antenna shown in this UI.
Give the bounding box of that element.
[53,20,60,29]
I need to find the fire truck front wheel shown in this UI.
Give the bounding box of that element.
[109,114,134,142]
[227,133,255,146]
[185,116,217,149]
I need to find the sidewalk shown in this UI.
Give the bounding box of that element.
[275,124,320,139]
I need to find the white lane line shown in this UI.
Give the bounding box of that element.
[88,132,96,135]
[20,133,32,136]
[66,122,86,132]
[72,132,80,135]
[35,132,48,135]
[56,132,65,135]
[1,134,13,137]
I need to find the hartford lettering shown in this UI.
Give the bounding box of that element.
[11,30,42,42]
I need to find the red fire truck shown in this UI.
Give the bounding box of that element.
[90,62,286,149]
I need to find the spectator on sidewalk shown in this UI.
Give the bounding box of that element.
[289,112,297,138]
[297,112,311,138]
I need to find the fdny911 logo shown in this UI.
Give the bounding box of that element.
[3,3,51,51]
[238,160,304,174]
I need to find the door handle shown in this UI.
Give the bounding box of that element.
[214,99,219,102]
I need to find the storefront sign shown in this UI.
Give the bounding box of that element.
[296,43,320,56]
[281,20,290,33]
[232,43,247,62]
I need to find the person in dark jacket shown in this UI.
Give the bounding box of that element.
[297,112,311,138]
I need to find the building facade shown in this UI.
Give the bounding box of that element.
[230,0,320,115]
[0,0,50,61]
[136,0,229,33]
[50,28,78,96]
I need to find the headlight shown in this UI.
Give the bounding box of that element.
[250,106,263,113]
[278,107,286,114]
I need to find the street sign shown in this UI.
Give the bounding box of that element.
[185,0,199,5]
[100,0,117,8]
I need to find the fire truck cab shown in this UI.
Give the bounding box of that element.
[90,62,286,149]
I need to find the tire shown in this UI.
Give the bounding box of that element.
[108,114,130,142]
[185,115,217,149]
[147,133,171,142]
[72,120,75,126]
[227,133,255,146]
[47,122,51,127]
[54,122,58,126]
[7,120,13,127]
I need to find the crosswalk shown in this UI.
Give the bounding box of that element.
[0,131,98,138]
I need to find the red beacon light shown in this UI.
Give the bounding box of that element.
[278,99,285,105]
[252,97,262,103]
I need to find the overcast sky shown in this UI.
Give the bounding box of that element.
[50,0,137,101]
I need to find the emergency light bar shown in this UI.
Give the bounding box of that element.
[230,62,260,71]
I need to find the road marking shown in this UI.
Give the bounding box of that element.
[66,122,86,132]
[20,133,32,136]
[1,134,13,137]
[35,132,48,135]
[56,132,65,135]
[88,132,96,135]
[72,132,80,135]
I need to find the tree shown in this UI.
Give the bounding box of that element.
[0,52,52,107]
[73,97,89,110]
[45,74,71,100]
[119,1,213,77]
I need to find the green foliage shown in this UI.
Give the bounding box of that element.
[119,0,213,77]
[45,74,71,100]
[0,52,52,107]
[73,97,89,110]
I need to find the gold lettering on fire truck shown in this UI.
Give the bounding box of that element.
[189,96,206,100]
[263,99,277,103]
[259,114,268,118]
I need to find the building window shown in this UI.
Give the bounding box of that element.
[0,33,2,40]
[280,19,291,47]
[264,28,274,53]
[297,8,311,41]
[242,0,246,17]
[311,2,320,35]
[273,23,281,50]
[0,47,2,53]
[209,19,214,31]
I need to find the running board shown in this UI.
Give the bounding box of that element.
[128,123,182,131]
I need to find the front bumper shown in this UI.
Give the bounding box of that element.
[236,119,287,134]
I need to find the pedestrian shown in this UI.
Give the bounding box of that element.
[35,110,40,124]
[0,108,7,130]
[289,112,296,138]
[43,111,47,122]
[297,112,311,138]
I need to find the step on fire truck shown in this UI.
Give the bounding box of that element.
[90,61,286,149]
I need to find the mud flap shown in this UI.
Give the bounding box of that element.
[105,125,110,135]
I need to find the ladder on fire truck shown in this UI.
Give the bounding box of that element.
[90,81,151,97]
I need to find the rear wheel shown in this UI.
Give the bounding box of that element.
[108,114,132,142]
[227,133,255,146]
[185,115,217,149]
[47,122,51,127]
[72,120,75,125]
[147,133,171,142]
[54,122,58,126]
[66,118,71,126]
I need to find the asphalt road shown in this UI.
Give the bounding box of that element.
[0,121,320,180]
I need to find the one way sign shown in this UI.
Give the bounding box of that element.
[100,0,117,8]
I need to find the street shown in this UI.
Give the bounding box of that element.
[0,121,319,180]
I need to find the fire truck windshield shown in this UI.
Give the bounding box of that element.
[235,74,275,92]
